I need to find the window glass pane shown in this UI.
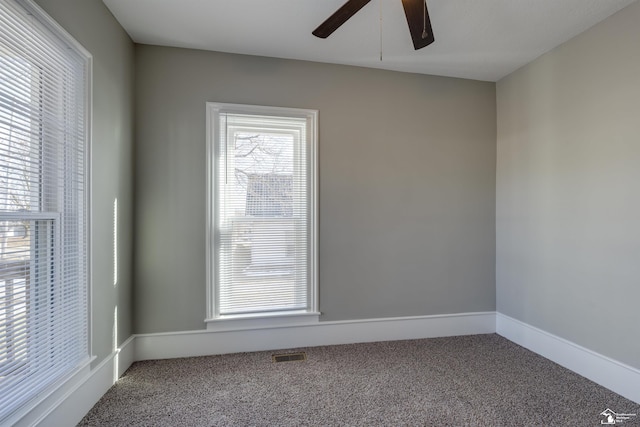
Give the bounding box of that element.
[0,222,30,380]
[233,132,294,218]
[209,105,316,318]
[221,126,303,314]
[0,56,38,213]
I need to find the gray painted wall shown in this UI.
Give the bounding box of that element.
[496,1,640,369]
[34,0,135,362]
[134,46,496,333]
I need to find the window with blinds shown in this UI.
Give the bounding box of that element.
[0,0,90,421]
[207,103,317,319]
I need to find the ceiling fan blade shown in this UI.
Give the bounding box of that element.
[312,0,372,39]
[401,0,435,50]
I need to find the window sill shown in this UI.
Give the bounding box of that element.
[205,311,321,332]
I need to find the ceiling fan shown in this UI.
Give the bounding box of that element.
[312,0,435,50]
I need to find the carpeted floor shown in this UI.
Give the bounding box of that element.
[78,334,639,426]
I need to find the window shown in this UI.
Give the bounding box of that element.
[206,103,318,324]
[0,0,90,421]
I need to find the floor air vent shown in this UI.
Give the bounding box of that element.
[272,352,307,363]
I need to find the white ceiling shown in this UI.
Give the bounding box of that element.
[102,0,637,82]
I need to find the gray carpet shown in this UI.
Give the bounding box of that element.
[78,334,639,426]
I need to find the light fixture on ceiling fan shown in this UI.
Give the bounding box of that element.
[312,0,435,50]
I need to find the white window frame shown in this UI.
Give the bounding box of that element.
[0,0,92,423]
[205,102,319,330]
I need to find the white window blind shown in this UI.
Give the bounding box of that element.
[0,0,90,421]
[207,103,317,318]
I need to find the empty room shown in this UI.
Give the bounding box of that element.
[0,0,639,425]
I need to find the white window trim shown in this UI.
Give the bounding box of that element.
[0,0,93,422]
[206,311,321,332]
[205,102,319,328]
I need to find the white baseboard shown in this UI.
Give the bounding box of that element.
[135,311,497,360]
[28,336,136,427]
[115,335,136,379]
[496,313,640,404]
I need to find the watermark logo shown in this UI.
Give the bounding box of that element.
[600,408,637,425]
